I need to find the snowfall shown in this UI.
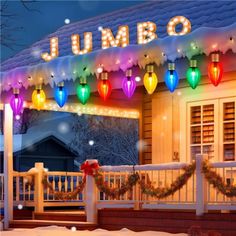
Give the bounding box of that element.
[1,226,187,236]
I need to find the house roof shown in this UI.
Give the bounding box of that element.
[0,112,78,153]
[1,1,236,72]
[13,135,78,157]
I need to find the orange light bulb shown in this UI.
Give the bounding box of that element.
[208,53,223,86]
[97,72,112,101]
[32,85,46,110]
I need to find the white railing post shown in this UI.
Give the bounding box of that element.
[34,163,44,213]
[196,154,207,216]
[3,104,13,229]
[85,160,97,223]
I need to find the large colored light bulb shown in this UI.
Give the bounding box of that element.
[97,72,112,101]
[55,82,68,108]
[10,88,23,119]
[165,63,179,93]
[208,53,223,86]
[143,65,158,94]
[122,69,136,98]
[186,60,201,89]
[32,85,46,111]
[77,78,91,105]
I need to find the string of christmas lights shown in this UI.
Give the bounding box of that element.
[7,52,225,118]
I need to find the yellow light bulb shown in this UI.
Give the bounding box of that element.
[143,65,158,94]
[32,86,46,110]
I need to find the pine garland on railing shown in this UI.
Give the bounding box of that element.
[138,162,196,199]
[94,171,140,199]
[42,177,86,201]
[202,160,236,198]
[40,159,236,201]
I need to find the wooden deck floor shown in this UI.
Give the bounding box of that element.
[98,209,236,236]
[5,208,236,235]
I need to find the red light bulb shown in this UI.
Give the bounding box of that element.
[208,53,223,86]
[97,72,112,101]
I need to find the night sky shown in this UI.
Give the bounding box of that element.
[1,0,144,62]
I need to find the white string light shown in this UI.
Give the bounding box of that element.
[137,21,157,44]
[101,26,129,49]
[41,37,59,62]
[25,101,139,119]
[167,16,191,36]
[71,33,92,55]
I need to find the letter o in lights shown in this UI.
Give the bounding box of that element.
[167,16,191,36]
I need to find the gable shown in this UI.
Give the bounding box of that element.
[15,135,77,157]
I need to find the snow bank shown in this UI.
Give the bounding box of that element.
[2,226,187,236]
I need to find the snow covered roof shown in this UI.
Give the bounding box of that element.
[0,112,76,153]
[1,1,236,72]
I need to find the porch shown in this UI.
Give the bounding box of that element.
[1,154,236,234]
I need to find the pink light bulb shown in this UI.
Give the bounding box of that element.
[122,70,136,98]
[10,89,23,117]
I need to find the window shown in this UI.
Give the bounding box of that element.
[221,100,235,161]
[187,98,235,161]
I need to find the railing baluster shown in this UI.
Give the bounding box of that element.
[16,176,19,202]
[223,167,226,202]
[178,169,180,203]
[52,176,55,200]
[23,176,26,201]
[192,172,194,203]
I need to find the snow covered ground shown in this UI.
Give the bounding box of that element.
[2,226,187,236]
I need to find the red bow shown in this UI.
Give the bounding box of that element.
[81,161,99,177]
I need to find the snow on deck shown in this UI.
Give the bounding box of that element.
[2,226,187,236]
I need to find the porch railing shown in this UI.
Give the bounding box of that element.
[1,154,236,223]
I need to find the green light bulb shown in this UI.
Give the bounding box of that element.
[76,79,90,105]
[186,60,201,89]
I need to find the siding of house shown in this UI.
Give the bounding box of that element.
[142,95,152,164]
[151,71,236,164]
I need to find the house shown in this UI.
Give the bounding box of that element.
[0,135,77,172]
[1,1,235,166]
[0,1,236,233]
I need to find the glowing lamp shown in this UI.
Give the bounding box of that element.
[32,85,46,110]
[54,82,67,108]
[186,60,201,89]
[208,53,223,86]
[122,69,136,98]
[143,65,158,94]
[97,72,112,101]
[165,63,179,93]
[77,78,91,105]
[10,88,23,119]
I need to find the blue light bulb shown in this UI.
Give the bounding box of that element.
[165,63,179,93]
[55,82,68,107]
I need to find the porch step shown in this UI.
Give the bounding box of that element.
[9,219,97,230]
[34,211,86,222]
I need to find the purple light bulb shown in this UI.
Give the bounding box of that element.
[122,70,136,98]
[10,89,23,118]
